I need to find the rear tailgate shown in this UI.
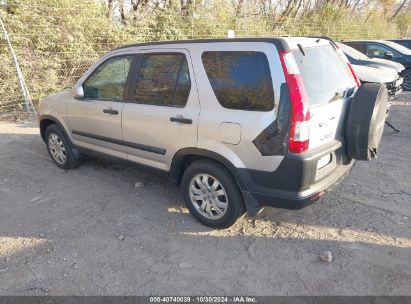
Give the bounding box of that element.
[290,41,356,150]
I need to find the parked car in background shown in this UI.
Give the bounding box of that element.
[38,38,389,228]
[338,42,404,96]
[344,40,411,90]
[388,39,411,50]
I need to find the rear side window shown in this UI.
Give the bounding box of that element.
[292,46,353,106]
[202,51,274,111]
[83,56,133,101]
[347,43,367,54]
[134,54,191,107]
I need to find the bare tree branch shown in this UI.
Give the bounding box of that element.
[389,0,408,20]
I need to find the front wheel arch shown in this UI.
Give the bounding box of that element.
[39,115,70,143]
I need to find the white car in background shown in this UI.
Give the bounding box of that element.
[338,42,404,96]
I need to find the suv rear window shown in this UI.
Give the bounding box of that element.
[292,45,353,106]
[202,51,274,111]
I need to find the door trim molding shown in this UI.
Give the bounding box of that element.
[72,130,166,155]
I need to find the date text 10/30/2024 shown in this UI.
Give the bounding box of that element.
[149,296,257,303]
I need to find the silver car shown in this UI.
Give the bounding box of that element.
[38,38,389,228]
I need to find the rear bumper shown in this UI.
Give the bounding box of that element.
[237,140,356,210]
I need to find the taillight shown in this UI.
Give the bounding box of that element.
[336,47,361,87]
[346,62,361,87]
[279,50,310,153]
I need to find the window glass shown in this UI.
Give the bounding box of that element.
[135,54,191,107]
[338,43,369,60]
[292,45,353,106]
[366,44,399,58]
[83,56,133,100]
[201,51,274,111]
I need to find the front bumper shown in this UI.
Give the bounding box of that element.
[386,77,403,96]
[237,140,356,211]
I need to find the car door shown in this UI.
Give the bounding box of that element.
[121,49,200,171]
[67,55,135,159]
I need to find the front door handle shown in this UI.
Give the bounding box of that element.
[103,108,119,115]
[170,117,192,124]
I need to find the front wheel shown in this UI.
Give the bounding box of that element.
[45,124,81,170]
[181,160,245,229]
[402,69,411,91]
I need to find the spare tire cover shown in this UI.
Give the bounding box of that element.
[345,83,388,160]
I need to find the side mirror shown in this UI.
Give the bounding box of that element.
[384,51,394,59]
[72,84,84,99]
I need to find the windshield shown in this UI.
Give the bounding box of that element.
[338,43,369,60]
[383,41,411,55]
[292,45,353,107]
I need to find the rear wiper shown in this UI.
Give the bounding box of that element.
[327,87,353,103]
[328,91,343,103]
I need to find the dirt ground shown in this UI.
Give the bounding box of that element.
[0,93,410,296]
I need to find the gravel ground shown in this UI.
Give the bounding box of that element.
[0,93,410,296]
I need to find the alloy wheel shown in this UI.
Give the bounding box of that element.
[189,174,228,220]
[48,133,67,164]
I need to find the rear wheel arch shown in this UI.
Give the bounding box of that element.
[170,148,247,191]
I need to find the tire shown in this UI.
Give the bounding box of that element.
[45,124,81,169]
[181,160,245,229]
[402,69,411,91]
[345,83,389,161]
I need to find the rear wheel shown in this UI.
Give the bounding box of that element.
[45,124,81,169]
[181,160,244,229]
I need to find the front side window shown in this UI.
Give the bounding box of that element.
[83,56,133,100]
[201,51,274,111]
[134,54,191,107]
[366,44,398,58]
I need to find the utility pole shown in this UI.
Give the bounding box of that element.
[0,13,36,116]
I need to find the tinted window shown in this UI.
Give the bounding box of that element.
[339,43,369,60]
[346,43,367,54]
[365,44,398,58]
[83,56,133,100]
[292,45,353,106]
[135,54,191,107]
[202,51,274,111]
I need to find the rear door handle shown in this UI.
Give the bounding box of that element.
[170,117,192,124]
[103,108,119,115]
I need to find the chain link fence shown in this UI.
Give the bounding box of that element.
[0,3,401,112]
